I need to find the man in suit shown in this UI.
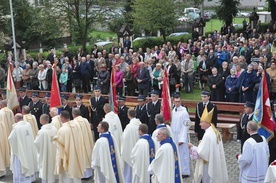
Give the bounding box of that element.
[18,87,31,112]
[117,96,129,130]
[194,90,218,141]
[61,94,72,120]
[146,90,161,134]
[136,62,150,96]
[79,57,92,93]
[207,67,224,101]
[240,45,252,65]
[42,93,50,116]
[237,101,255,152]
[74,94,89,122]
[89,86,108,140]
[135,95,148,124]
[29,92,43,129]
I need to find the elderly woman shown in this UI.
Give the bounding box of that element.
[150,63,164,93]
[225,69,239,102]
[166,59,178,93]
[97,64,110,94]
[123,66,135,96]
[22,64,31,89]
[30,62,39,90]
[115,65,124,96]
[13,62,23,89]
[38,64,47,90]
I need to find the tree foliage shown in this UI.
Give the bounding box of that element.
[268,0,276,23]
[216,0,240,27]
[131,0,177,41]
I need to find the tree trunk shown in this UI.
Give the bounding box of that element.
[161,29,166,42]
[269,0,276,23]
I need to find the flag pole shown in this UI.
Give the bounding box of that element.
[9,0,17,62]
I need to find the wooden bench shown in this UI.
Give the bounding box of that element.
[190,122,236,143]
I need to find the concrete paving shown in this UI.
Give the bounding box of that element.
[0,130,241,183]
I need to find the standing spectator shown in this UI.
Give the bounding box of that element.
[46,49,55,64]
[237,64,255,103]
[21,64,31,89]
[79,57,92,93]
[181,54,194,93]
[150,63,164,93]
[218,61,230,101]
[237,121,269,183]
[136,62,150,96]
[25,54,34,68]
[91,44,99,58]
[130,57,139,79]
[97,64,110,94]
[120,56,129,73]
[168,47,176,61]
[174,56,181,84]
[0,64,5,88]
[135,95,148,125]
[207,67,223,101]
[64,62,73,93]
[167,59,178,93]
[63,47,72,62]
[29,92,43,129]
[59,68,68,92]
[115,65,124,96]
[198,55,210,90]
[46,64,52,91]
[146,90,161,134]
[124,37,131,50]
[18,87,32,112]
[117,96,130,130]
[225,69,239,102]
[72,59,81,93]
[124,66,135,96]
[42,93,50,116]
[192,28,199,41]
[267,61,276,100]
[95,52,106,74]
[30,62,39,90]
[37,64,47,90]
[12,62,23,89]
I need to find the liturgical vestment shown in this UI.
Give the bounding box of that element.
[152,124,172,150]
[51,115,62,131]
[0,121,9,177]
[34,123,57,183]
[23,114,39,137]
[0,107,15,137]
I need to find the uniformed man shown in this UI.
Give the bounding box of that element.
[146,90,161,134]
[194,90,217,141]
[18,87,31,112]
[74,94,89,121]
[89,86,108,140]
[61,94,72,120]
[29,92,43,129]
[135,95,148,124]
[42,93,50,116]
[117,96,129,130]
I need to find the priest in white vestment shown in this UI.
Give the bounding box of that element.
[103,103,123,150]
[148,127,183,183]
[72,107,94,179]
[188,106,228,183]
[34,114,58,183]
[151,114,172,150]
[8,113,38,183]
[0,121,9,177]
[22,105,39,137]
[131,124,156,183]
[50,107,62,130]
[92,121,124,183]
[121,109,142,183]
[54,111,85,183]
[171,96,191,177]
[238,121,269,183]
[0,100,15,137]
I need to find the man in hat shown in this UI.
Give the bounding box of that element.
[0,100,15,137]
[148,127,182,183]
[22,105,38,137]
[54,111,85,182]
[92,121,124,183]
[90,86,108,140]
[195,90,218,141]
[136,62,150,96]
[74,93,89,121]
[103,103,123,150]
[61,94,73,120]
[9,113,38,183]
[118,96,129,130]
[29,92,43,129]
[188,106,228,183]
[146,90,161,134]
[34,114,58,183]
[122,109,142,183]
[18,87,31,112]
[135,95,148,124]
[237,101,255,151]
[171,95,191,178]
[42,93,50,116]
[237,121,269,183]
[131,124,156,183]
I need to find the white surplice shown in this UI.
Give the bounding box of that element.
[152,124,172,150]
[23,114,38,137]
[51,115,62,131]
[0,107,15,137]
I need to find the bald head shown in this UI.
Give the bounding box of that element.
[0,100,7,108]
[72,107,81,118]
[14,113,23,123]
[49,107,58,117]
[40,114,50,125]
[103,103,111,113]
[22,105,31,115]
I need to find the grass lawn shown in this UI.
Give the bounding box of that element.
[205,17,250,33]
[89,31,117,41]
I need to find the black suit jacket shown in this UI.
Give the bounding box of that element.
[241,114,253,151]
[29,100,43,129]
[240,50,252,64]
[62,104,73,120]
[118,105,129,130]
[195,102,218,140]
[90,96,108,125]
[19,96,32,111]
[167,64,177,81]
[135,104,148,125]
[146,100,161,134]
[136,68,150,90]
[74,104,89,121]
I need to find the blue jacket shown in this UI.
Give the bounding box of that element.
[225,75,238,94]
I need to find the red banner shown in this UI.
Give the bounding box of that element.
[110,66,118,113]
[161,67,172,124]
[50,64,62,108]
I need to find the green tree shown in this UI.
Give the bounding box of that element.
[268,0,276,23]
[216,0,240,27]
[131,0,177,41]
